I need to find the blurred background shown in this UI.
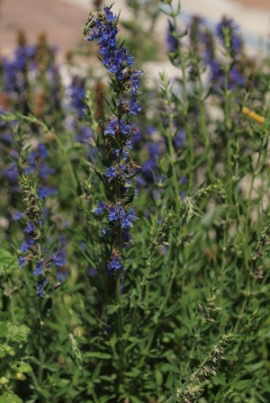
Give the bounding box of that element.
[0,0,270,59]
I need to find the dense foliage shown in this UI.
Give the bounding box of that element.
[1,1,270,402]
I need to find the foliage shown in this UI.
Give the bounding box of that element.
[0,1,270,402]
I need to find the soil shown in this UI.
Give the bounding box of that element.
[235,0,270,9]
[0,0,87,59]
[0,0,270,62]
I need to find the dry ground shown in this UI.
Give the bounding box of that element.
[0,0,86,59]
[0,0,270,62]
[236,0,270,8]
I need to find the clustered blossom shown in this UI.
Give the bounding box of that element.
[166,20,179,53]
[206,60,245,92]
[199,17,246,90]
[3,142,56,200]
[138,134,164,187]
[1,32,36,117]
[67,75,95,147]
[216,17,242,56]
[26,143,54,176]
[86,7,134,79]
[69,76,87,119]
[46,65,63,116]
[2,46,35,95]
[85,6,142,274]
[0,42,66,300]
[0,32,62,118]
[16,176,67,296]
[0,120,64,296]
[131,123,186,192]
[94,202,137,254]
[95,202,136,230]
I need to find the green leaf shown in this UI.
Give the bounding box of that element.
[0,343,15,358]
[6,324,30,343]
[0,249,18,275]
[12,361,32,373]
[155,369,163,386]
[85,352,111,360]
[0,322,7,338]
[0,392,23,403]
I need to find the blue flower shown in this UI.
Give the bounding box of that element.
[24,222,36,234]
[129,98,141,115]
[87,267,98,277]
[130,71,142,95]
[107,206,136,229]
[3,60,18,92]
[179,176,188,185]
[85,7,141,277]
[208,59,223,83]
[120,120,131,136]
[142,158,156,173]
[37,186,57,199]
[104,119,131,137]
[104,6,117,23]
[70,76,86,118]
[174,129,186,149]
[120,209,137,229]
[25,144,53,179]
[39,164,55,179]
[14,45,35,71]
[131,127,142,145]
[37,144,48,159]
[105,167,117,180]
[18,256,27,267]
[76,126,93,143]
[12,211,24,221]
[20,239,35,252]
[52,250,66,267]
[33,261,43,276]
[86,6,134,76]
[216,17,242,55]
[94,201,106,215]
[3,163,19,182]
[166,20,179,53]
[229,66,245,88]
[147,142,161,159]
[139,159,157,185]
[105,119,118,136]
[107,256,123,271]
[56,270,68,282]
[36,279,48,297]
[108,206,119,222]
[1,132,13,144]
